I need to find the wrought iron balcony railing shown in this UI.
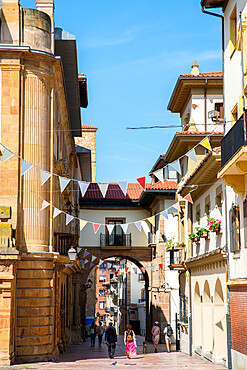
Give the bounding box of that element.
[100,233,131,247]
[221,115,245,167]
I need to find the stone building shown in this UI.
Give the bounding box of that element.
[0,0,89,365]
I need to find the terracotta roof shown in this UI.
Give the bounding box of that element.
[81,123,98,130]
[81,181,177,200]
[180,72,223,78]
[78,73,86,76]
[176,131,224,135]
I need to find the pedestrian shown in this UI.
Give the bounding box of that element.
[124,324,137,358]
[90,322,96,347]
[105,322,117,359]
[96,321,104,347]
[151,321,160,353]
[163,322,173,353]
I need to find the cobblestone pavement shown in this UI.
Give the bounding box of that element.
[2,336,225,370]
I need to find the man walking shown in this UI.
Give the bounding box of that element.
[105,322,117,358]
[163,322,173,353]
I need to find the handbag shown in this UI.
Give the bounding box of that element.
[126,330,133,341]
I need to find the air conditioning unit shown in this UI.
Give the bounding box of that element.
[208,110,220,120]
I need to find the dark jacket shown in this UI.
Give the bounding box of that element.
[105,325,117,344]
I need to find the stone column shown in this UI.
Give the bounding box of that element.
[71,273,82,344]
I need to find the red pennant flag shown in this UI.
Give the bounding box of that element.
[159,264,163,270]
[120,264,122,269]
[96,266,99,270]
[184,193,193,204]
[115,272,118,277]
[140,267,146,273]
[125,267,129,272]
[137,176,146,190]
[93,223,101,233]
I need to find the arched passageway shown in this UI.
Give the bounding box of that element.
[193,282,202,348]
[203,280,213,352]
[214,279,226,361]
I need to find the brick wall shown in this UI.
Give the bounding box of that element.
[230,286,247,356]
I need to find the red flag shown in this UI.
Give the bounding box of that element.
[115,272,118,276]
[137,177,146,190]
[184,193,193,204]
[93,223,101,233]
[159,264,163,270]
[120,264,122,269]
[125,267,128,272]
[96,266,99,270]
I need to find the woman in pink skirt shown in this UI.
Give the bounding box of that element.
[124,324,137,358]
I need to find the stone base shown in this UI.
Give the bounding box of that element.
[71,325,82,345]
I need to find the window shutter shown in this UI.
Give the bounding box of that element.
[229,207,238,252]
[244,200,247,248]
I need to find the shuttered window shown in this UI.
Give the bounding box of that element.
[229,206,241,252]
[243,200,247,248]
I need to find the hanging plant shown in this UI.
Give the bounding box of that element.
[188,232,200,243]
[196,226,209,239]
[207,218,222,232]
[164,237,175,250]
[175,242,186,248]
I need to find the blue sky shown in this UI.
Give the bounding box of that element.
[22,0,222,183]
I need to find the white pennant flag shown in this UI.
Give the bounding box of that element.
[170,159,181,175]
[21,161,32,176]
[66,214,74,225]
[79,181,90,197]
[121,224,128,234]
[187,148,198,163]
[118,181,128,196]
[141,221,150,237]
[92,255,97,262]
[77,247,82,254]
[107,224,115,234]
[41,200,49,211]
[59,176,70,192]
[1,148,14,163]
[98,183,109,198]
[41,169,51,186]
[53,207,62,218]
[153,168,164,182]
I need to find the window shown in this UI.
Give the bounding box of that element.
[196,204,200,223]
[99,289,104,296]
[106,218,125,246]
[229,205,241,252]
[179,293,188,323]
[110,273,114,280]
[138,273,145,282]
[230,6,237,57]
[99,302,105,309]
[231,104,238,127]
[215,102,223,120]
[204,195,211,217]
[243,199,247,248]
[215,185,223,215]
[99,275,106,282]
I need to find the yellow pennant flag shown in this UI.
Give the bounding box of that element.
[80,219,87,230]
[200,137,212,151]
[148,216,155,226]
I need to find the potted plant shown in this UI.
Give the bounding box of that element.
[175,242,186,248]
[207,218,222,232]
[165,237,175,250]
[196,226,209,239]
[188,232,200,243]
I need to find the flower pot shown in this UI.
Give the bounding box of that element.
[200,232,209,239]
[212,225,221,233]
[193,237,200,242]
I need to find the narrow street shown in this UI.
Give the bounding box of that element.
[6,336,225,370]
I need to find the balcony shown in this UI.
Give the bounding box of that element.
[100,233,131,248]
[218,115,247,194]
[148,232,156,247]
[54,232,78,256]
[167,246,185,271]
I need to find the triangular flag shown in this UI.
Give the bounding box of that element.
[107,224,115,234]
[92,255,97,262]
[93,223,101,233]
[84,259,89,264]
[79,181,90,197]
[187,148,198,163]
[21,161,32,176]
[118,181,128,196]
[41,169,51,186]
[184,193,193,204]
[77,247,82,254]
[153,168,163,182]
[141,221,150,237]
[125,267,128,272]
[137,177,146,190]
[140,267,146,273]
[53,207,62,219]
[41,200,49,211]
[121,224,128,234]
[115,271,118,276]
[84,250,89,257]
[121,271,124,276]
[148,216,155,226]
[98,183,109,198]
[96,266,99,270]
[59,176,70,192]
[135,221,142,231]
[159,264,163,270]
[66,214,74,225]
[170,159,181,175]
[79,260,85,269]
[80,220,87,230]
[161,210,168,219]
[151,265,154,272]
[1,148,14,163]
[90,262,94,268]
[200,137,212,151]
[172,202,180,212]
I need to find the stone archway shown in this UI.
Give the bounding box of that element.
[193,282,202,349]
[214,278,226,361]
[203,280,213,352]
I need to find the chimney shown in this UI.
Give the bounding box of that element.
[1,0,20,45]
[36,0,54,52]
[191,60,199,76]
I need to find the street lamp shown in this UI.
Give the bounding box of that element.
[68,246,77,261]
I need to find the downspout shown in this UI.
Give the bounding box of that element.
[204,78,208,131]
[201,5,232,369]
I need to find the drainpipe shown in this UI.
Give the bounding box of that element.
[204,78,208,131]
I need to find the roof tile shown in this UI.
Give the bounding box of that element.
[180,71,223,78]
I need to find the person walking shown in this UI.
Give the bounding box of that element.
[163,322,173,353]
[96,321,104,347]
[105,322,117,359]
[124,324,137,359]
[151,321,160,353]
[90,322,96,347]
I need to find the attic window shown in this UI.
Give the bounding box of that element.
[204,195,211,217]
